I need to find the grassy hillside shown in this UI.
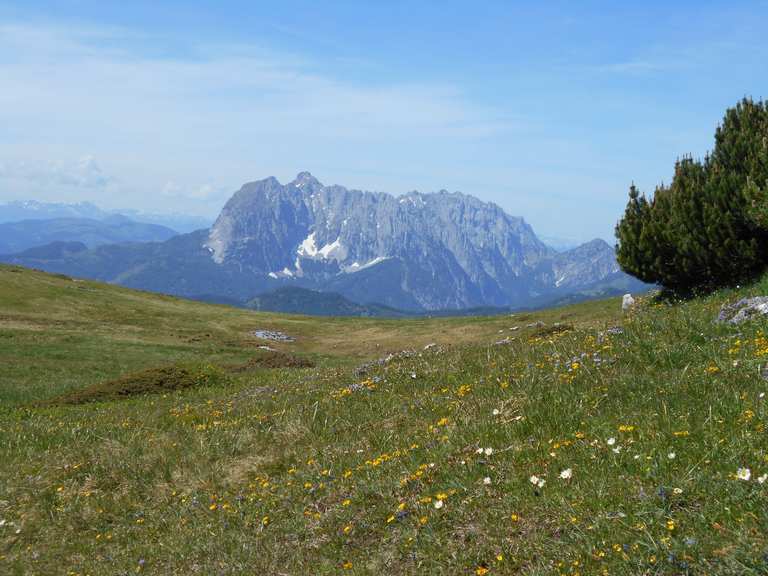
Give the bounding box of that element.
[1,264,767,574]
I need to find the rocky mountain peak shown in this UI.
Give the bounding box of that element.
[291,171,323,190]
[196,174,637,310]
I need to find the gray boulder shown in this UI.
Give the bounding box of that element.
[717,297,768,325]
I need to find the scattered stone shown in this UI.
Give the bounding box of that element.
[251,329,295,342]
[622,293,635,311]
[717,297,768,325]
[494,336,516,346]
[354,349,419,377]
[423,343,437,351]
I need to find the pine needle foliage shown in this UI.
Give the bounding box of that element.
[616,98,768,293]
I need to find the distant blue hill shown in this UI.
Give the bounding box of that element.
[0,200,212,233]
[0,216,178,254]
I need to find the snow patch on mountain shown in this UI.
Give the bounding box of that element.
[344,256,391,273]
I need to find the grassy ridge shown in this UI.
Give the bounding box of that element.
[1,265,767,574]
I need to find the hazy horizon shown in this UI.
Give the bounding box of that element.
[1,1,767,243]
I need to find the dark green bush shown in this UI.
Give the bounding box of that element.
[616,98,768,292]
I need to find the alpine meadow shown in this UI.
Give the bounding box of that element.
[2,3,768,576]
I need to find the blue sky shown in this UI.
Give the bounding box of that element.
[0,1,767,242]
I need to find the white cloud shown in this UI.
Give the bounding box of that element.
[0,22,516,215]
[0,156,111,189]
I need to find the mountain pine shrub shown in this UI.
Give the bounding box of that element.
[615,98,768,293]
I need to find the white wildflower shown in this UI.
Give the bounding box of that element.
[559,468,572,480]
[607,437,616,446]
[483,477,492,485]
[529,475,546,488]
[668,452,676,460]
[434,499,444,509]
[484,447,493,456]
[758,474,767,484]
[737,467,751,481]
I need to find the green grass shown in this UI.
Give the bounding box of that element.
[1,264,767,574]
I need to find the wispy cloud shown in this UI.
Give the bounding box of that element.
[0,156,112,189]
[0,22,516,213]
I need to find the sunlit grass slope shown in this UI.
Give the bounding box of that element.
[1,264,767,575]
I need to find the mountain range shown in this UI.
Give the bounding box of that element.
[0,200,212,233]
[0,215,177,254]
[0,173,647,312]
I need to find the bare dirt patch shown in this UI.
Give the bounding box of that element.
[42,364,226,406]
[228,351,315,372]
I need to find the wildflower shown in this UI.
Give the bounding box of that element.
[484,447,494,456]
[476,448,484,454]
[342,561,353,570]
[758,474,768,484]
[668,452,676,460]
[475,566,489,575]
[342,499,351,506]
[492,408,501,416]
[483,477,492,485]
[559,468,572,480]
[673,487,683,495]
[737,467,751,481]
[434,500,444,509]
[529,475,546,488]
[666,520,675,531]
[607,437,616,446]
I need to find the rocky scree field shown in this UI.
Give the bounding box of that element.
[0,264,767,574]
